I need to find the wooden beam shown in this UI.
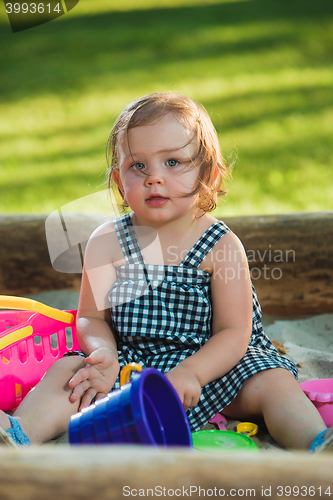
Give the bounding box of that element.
[0,447,332,500]
[224,212,333,316]
[0,212,332,316]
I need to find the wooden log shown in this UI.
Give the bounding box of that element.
[0,212,332,316]
[0,214,103,296]
[0,447,332,500]
[224,212,333,316]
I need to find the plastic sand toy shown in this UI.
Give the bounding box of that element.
[192,429,259,453]
[300,378,333,427]
[69,363,193,447]
[0,295,79,411]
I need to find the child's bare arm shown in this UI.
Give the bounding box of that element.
[68,278,120,409]
[166,232,253,409]
[69,222,121,409]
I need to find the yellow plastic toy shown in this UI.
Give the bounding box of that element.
[236,422,258,437]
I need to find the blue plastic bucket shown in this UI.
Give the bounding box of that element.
[68,363,192,447]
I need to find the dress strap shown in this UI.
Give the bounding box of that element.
[113,214,145,265]
[181,221,231,269]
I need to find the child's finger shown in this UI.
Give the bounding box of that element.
[183,391,199,411]
[69,379,91,403]
[92,378,112,395]
[183,393,192,411]
[79,387,97,411]
[95,392,108,402]
[68,366,90,388]
[85,350,106,366]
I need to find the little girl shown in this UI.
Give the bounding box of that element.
[1,92,332,452]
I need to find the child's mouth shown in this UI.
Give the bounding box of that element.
[145,195,169,207]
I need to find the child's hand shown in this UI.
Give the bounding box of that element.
[165,365,201,411]
[68,348,120,410]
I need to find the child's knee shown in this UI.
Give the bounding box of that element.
[227,368,291,417]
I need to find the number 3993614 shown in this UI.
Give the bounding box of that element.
[5,3,62,14]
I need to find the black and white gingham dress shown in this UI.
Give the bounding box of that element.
[109,213,297,432]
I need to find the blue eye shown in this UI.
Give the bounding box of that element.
[166,159,179,167]
[131,162,146,171]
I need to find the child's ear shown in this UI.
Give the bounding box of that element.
[112,169,124,195]
[213,166,218,182]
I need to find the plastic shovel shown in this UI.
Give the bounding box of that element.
[209,412,227,431]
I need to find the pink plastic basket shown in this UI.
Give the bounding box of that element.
[0,296,80,412]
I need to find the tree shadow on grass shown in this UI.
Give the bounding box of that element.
[209,85,333,133]
[0,170,106,212]
[0,0,332,103]
[1,0,332,213]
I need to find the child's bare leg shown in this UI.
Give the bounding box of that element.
[223,368,328,450]
[0,356,86,444]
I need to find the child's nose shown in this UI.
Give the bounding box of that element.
[144,165,164,185]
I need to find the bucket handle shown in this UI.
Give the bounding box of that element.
[120,363,142,387]
[0,295,74,352]
[0,295,74,324]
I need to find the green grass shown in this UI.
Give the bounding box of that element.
[0,0,332,216]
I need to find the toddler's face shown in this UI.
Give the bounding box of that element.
[113,113,201,224]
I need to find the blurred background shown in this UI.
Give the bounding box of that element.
[0,0,332,217]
